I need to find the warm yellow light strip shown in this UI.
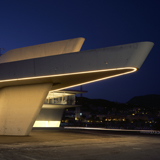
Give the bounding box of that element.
[52,67,137,91]
[0,67,137,83]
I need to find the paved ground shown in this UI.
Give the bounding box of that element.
[0,128,159,160]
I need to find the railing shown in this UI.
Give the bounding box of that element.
[44,95,75,105]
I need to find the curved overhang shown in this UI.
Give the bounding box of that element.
[0,40,153,91]
[51,67,137,91]
[0,67,137,90]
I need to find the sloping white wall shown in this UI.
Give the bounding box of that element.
[0,37,84,63]
[0,83,52,135]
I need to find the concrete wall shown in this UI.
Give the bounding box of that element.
[0,83,52,135]
[36,108,64,121]
[0,37,85,63]
[0,42,153,80]
[0,41,154,90]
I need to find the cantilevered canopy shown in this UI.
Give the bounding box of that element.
[0,67,136,90]
[0,40,154,91]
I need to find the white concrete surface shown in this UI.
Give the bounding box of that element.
[36,108,64,121]
[0,83,52,135]
[0,37,85,63]
[0,41,154,91]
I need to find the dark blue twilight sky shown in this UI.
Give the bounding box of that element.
[0,0,160,103]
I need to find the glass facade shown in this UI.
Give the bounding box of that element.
[44,92,75,105]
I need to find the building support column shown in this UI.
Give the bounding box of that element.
[0,83,52,136]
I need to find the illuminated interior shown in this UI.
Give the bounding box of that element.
[47,92,74,99]
[33,121,61,127]
[45,91,75,105]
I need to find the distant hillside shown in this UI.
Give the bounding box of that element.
[76,97,117,107]
[127,94,160,108]
[76,95,160,110]
[76,97,130,112]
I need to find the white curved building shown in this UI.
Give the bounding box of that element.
[0,38,154,135]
